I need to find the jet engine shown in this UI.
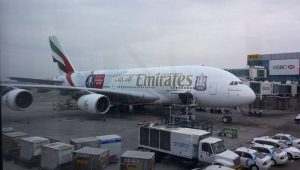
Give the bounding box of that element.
[2,89,33,110]
[77,94,110,114]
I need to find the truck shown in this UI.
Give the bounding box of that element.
[138,124,242,170]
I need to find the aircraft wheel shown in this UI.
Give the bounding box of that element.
[228,116,232,123]
[222,116,229,124]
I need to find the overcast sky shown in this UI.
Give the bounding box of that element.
[1,0,300,79]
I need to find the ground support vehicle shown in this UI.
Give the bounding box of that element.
[161,115,213,133]
[249,143,288,165]
[138,124,242,169]
[235,147,272,170]
[218,126,239,138]
[252,137,300,160]
[192,165,234,170]
[295,114,300,124]
[270,133,300,149]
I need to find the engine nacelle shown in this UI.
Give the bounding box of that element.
[2,89,33,110]
[77,94,110,114]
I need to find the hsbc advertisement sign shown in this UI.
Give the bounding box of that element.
[269,59,299,75]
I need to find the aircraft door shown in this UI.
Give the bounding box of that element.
[208,82,217,95]
[199,142,215,163]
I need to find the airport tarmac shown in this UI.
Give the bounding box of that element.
[2,92,300,170]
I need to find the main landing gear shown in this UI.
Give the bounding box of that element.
[221,109,232,124]
[221,115,232,124]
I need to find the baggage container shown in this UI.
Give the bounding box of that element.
[20,136,50,161]
[3,131,28,158]
[70,136,100,150]
[41,142,74,170]
[2,127,14,133]
[96,134,121,162]
[73,147,109,170]
[120,150,155,170]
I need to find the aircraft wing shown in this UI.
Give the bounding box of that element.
[7,77,63,85]
[1,84,159,104]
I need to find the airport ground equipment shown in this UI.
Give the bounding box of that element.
[120,150,155,170]
[252,137,300,160]
[41,142,74,170]
[70,137,100,150]
[3,131,28,160]
[234,147,272,170]
[295,114,300,124]
[269,133,300,149]
[138,124,242,169]
[192,165,234,170]
[53,99,78,111]
[19,136,50,167]
[2,127,14,133]
[218,126,239,139]
[96,134,122,163]
[161,115,213,133]
[249,143,288,165]
[72,147,109,170]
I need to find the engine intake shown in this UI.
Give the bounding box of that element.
[77,94,110,114]
[2,89,33,110]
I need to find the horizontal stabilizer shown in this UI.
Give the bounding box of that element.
[7,77,63,85]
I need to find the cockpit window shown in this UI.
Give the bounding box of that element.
[230,81,243,85]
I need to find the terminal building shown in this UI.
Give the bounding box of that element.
[227,52,300,111]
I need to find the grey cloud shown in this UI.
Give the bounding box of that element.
[1,0,300,79]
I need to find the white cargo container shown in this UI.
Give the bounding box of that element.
[120,150,155,170]
[20,136,50,161]
[70,136,100,150]
[41,142,74,170]
[96,134,121,162]
[138,124,242,169]
[3,131,28,156]
[2,127,14,133]
[73,147,109,170]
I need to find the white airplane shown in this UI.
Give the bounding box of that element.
[1,36,256,122]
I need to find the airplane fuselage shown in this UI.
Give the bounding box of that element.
[57,65,256,107]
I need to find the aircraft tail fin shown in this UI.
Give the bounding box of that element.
[49,36,76,74]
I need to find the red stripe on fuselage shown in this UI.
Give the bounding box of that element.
[66,73,74,86]
[59,52,74,73]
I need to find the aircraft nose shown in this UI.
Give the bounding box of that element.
[247,87,256,103]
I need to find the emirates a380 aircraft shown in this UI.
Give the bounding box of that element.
[1,36,256,122]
